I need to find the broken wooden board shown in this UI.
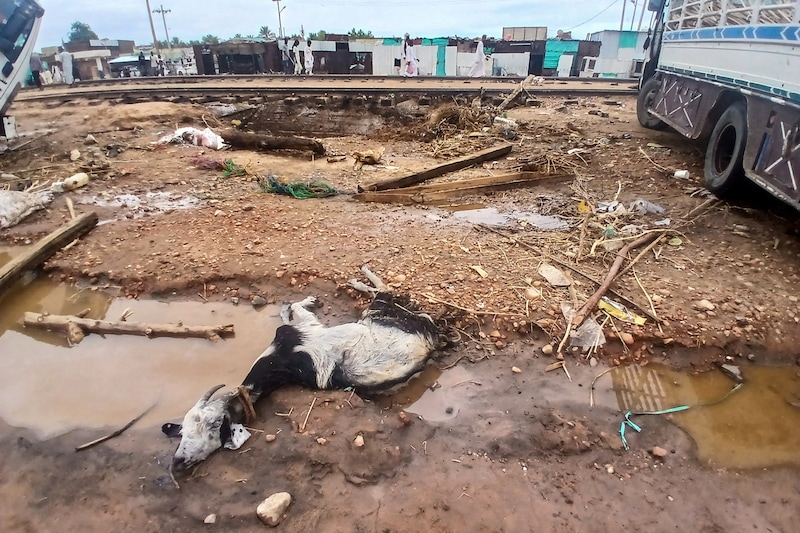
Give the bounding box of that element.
[497,75,535,111]
[23,312,235,344]
[353,172,568,205]
[0,212,98,299]
[358,144,513,192]
[223,130,325,155]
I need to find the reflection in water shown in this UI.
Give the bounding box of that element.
[0,273,281,438]
[446,206,570,230]
[609,363,800,469]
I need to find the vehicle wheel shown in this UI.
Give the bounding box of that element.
[704,102,747,196]
[637,77,667,130]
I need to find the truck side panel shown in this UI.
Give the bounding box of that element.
[746,97,800,205]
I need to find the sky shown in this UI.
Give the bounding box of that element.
[35,0,655,50]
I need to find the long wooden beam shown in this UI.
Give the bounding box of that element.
[0,212,98,299]
[357,144,513,192]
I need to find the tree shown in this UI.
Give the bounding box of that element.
[309,30,327,40]
[231,33,244,40]
[348,28,373,39]
[259,26,276,40]
[200,34,220,44]
[171,36,188,48]
[67,21,99,42]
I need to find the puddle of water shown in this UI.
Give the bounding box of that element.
[446,206,569,230]
[79,191,200,224]
[0,275,281,439]
[605,363,800,469]
[380,365,474,423]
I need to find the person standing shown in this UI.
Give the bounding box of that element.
[138,51,147,76]
[469,35,487,78]
[304,39,314,75]
[281,38,292,74]
[292,39,302,75]
[59,46,74,85]
[149,51,157,76]
[51,62,63,84]
[29,51,43,89]
[402,36,418,77]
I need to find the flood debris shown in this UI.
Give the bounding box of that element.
[0,212,98,296]
[260,176,338,199]
[22,312,235,344]
[0,189,53,228]
[222,129,325,155]
[354,171,563,205]
[352,147,384,169]
[358,143,512,192]
[256,492,292,527]
[75,401,157,452]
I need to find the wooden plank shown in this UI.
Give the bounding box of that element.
[354,172,568,205]
[0,212,98,298]
[223,130,326,155]
[497,75,535,111]
[357,144,513,192]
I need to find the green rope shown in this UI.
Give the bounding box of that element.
[260,176,338,199]
[619,382,743,450]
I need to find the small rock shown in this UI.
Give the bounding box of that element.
[620,332,634,346]
[542,344,554,355]
[511,366,522,374]
[85,134,98,145]
[693,299,716,312]
[265,434,277,442]
[589,357,598,367]
[69,149,81,161]
[746,353,756,361]
[398,411,411,426]
[275,270,285,279]
[651,446,668,458]
[720,364,743,383]
[524,287,541,300]
[605,464,615,474]
[316,437,327,445]
[252,295,267,307]
[256,492,292,527]
[353,434,365,447]
[231,297,239,305]
[204,514,217,524]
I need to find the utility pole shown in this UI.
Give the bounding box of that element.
[272,0,286,39]
[153,4,172,49]
[620,0,628,31]
[145,0,160,54]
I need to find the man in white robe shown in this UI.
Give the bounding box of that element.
[59,47,74,84]
[469,35,487,78]
[402,36,418,77]
[304,40,314,75]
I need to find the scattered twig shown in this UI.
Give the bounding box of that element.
[421,292,518,317]
[75,400,157,451]
[300,396,317,432]
[638,146,668,172]
[590,367,615,408]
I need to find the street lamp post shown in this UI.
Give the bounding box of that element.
[153,4,172,49]
[272,0,286,39]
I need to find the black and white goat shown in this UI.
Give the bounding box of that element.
[163,269,444,472]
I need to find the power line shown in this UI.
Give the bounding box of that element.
[564,0,621,31]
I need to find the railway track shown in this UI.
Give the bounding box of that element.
[14,74,638,107]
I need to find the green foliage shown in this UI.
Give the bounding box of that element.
[67,21,99,42]
[231,33,243,39]
[348,28,374,39]
[200,34,220,44]
[259,26,277,40]
[309,30,327,40]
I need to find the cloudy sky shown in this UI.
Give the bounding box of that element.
[36,0,653,49]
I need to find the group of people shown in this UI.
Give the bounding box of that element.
[138,51,168,77]
[400,34,488,77]
[279,37,314,75]
[28,47,79,88]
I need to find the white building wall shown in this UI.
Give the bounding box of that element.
[490,52,530,76]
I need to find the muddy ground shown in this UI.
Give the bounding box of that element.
[1,88,799,531]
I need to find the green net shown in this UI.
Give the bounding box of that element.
[260,176,338,199]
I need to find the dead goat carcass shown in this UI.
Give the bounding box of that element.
[163,268,447,472]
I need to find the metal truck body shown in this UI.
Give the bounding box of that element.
[0,0,45,139]
[638,0,800,209]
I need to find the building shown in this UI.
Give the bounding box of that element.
[584,30,649,78]
[42,39,136,80]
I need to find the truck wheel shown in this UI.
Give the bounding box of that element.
[704,102,747,196]
[637,77,666,130]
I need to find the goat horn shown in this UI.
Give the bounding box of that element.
[201,384,226,403]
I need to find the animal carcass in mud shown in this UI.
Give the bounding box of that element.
[163,268,449,472]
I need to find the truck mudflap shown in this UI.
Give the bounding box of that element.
[649,72,724,139]
[746,97,800,208]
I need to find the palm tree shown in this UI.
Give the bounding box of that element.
[259,26,276,40]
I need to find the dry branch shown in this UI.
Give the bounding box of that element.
[0,212,98,299]
[223,130,325,155]
[23,312,235,344]
[75,401,157,451]
[358,144,513,192]
[571,232,660,327]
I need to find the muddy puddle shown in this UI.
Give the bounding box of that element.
[0,273,281,439]
[77,191,201,224]
[433,205,570,230]
[601,362,800,469]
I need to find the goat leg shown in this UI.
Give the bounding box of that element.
[360,265,389,292]
[347,279,379,296]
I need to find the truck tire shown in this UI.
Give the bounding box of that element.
[704,102,747,196]
[637,77,666,130]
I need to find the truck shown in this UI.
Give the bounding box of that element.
[637,0,800,210]
[0,0,45,139]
